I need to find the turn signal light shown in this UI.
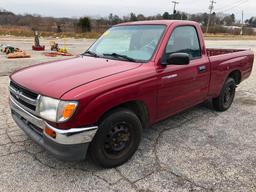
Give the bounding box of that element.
[44,127,56,139]
[63,103,77,119]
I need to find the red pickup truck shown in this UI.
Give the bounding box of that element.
[9,20,254,168]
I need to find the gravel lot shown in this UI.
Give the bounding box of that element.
[0,37,256,192]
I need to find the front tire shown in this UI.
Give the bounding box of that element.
[89,108,142,168]
[212,77,236,112]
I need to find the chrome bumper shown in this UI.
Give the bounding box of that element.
[10,96,98,145]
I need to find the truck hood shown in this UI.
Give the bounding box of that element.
[11,56,142,98]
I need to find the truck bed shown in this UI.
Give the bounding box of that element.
[207,48,254,98]
[206,48,246,57]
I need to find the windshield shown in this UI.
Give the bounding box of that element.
[87,25,166,62]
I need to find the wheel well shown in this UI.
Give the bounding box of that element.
[98,101,150,129]
[228,70,241,85]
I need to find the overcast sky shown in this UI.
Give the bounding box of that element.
[0,0,255,20]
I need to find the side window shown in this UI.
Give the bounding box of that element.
[163,26,201,63]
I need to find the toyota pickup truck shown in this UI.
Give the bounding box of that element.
[9,20,254,168]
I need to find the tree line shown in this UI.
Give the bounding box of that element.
[0,8,255,35]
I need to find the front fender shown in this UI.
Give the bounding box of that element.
[59,77,159,129]
[79,78,158,126]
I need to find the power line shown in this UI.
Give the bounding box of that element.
[218,0,248,13]
[206,0,216,33]
[214,0,247,11]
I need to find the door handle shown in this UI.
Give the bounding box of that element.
[198,65,206,73]
[162,74,178,80]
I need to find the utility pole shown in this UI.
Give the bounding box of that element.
[240,10,244,35]
[172,1,179,18]
[206,0,216,33]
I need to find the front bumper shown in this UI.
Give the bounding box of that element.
[10,96,98,161]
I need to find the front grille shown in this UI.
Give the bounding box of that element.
[10,81,38,99]
[9,81,39,115]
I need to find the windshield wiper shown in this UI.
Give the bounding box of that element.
[82,50,99,57]
[103,53,137,62]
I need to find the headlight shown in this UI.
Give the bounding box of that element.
[39,96,78,123]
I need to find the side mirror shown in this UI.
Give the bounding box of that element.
[165,53,190,65]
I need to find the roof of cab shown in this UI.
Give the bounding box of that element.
[116,20,198,27]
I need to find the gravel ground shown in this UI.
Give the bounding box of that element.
[0,37,256,192]
[0,36,95,76]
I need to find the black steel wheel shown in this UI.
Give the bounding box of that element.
[103,121,132,157]
[89,108,142,168]
[213,78,236,112]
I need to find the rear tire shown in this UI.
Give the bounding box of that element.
[89,108,142,168]
[212,78,236,112]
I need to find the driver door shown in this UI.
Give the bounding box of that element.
[157,26,210,119]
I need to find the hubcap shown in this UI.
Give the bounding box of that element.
[104,122,131,155]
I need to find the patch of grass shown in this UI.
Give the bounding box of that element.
[0,26,101,39]
[204,33,256,40]
[1,26,255,40]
